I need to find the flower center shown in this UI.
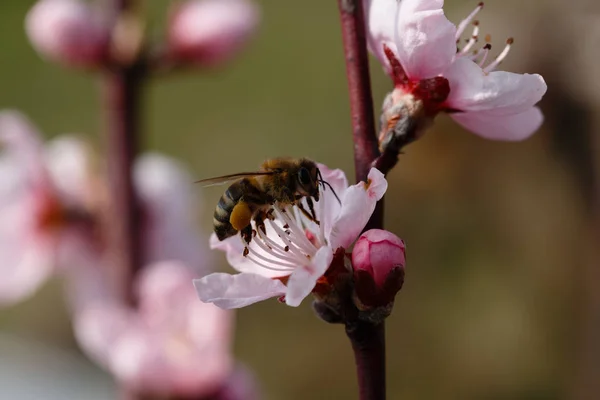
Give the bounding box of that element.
[382,44,450,115]
[36,194,66,231]
[241,203,321,274]
[455,2,514,73]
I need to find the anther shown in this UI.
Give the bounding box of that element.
[483,37,513,73]
[455,2,484,40]
[460,22,480,55]
[477,43,492,67]
[284,246,290,252]
[243,247,249,257]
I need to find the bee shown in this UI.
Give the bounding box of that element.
[197,158,338,244]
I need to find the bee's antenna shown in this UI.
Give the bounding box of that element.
[318,180,341,205]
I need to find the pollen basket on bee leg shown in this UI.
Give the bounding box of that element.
[229,201,253,231]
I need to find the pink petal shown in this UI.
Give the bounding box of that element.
[394,2,456,79]
[0,110,47,182]
[135,154,209,271]
[72,302,132,369]
[450,106,544,141]
[364,0,400,73]
[169,0,260,66]
[316,163,349,242]
[444,57,547,115]
[285,246,333,307]
[194,272,286,309]
[328,168,387,250]
[366,168,387,200]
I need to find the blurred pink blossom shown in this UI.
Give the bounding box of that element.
[364,0,547,141]
[134,153,208,271]
[25,0,109,67]
[73,261,246,398]
[168,0,260,66]
[194,166,387,308]
[0,111,99,305]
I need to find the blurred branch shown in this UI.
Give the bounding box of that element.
[104,0,144,305]
[337,1,386,399]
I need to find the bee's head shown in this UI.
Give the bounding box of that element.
[296,160,320,201]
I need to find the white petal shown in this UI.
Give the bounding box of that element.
[210,228,293,278]
[328,187,374,250]
[316,164,349,242]
[445,57,547,115]
[364,0,401,72]
[285,246,333,307]
[366,168,388,200]
[194,273,286,309]
[45,135,91,206]
[327,169,387,249]
[450,106,544,141]
[394,3,456,79]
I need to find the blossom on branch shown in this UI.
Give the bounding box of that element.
[352,229,405,309]
[364,0,547,141]
[72,261,257,398]
[0,111,99,305]
[194,165,388,309]
[25,0,109,68]
[168,0,260,66]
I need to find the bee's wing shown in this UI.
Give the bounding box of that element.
[195,172,276,187]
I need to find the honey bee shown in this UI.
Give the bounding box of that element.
[197,158,338,244]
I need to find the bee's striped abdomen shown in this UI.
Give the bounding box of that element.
[214,182,244,241]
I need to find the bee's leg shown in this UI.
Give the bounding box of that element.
[296,200,320,226]
[241,224,253,246]
[253,211,267,235]
[306,197,318,223]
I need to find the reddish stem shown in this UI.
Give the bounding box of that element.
[346,321,387,400]
[104,0,144,305]
[337,0,380,184]
[337,0,386,399]
[104,67,144,306]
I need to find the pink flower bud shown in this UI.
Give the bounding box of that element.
[168,0,259,66]
[25,0,109,68]
[352,229,405,310]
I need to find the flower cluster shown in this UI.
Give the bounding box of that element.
[0,110,257,398]
[26,0,259,69]
[195,165,406,312]
[365,0,547,141]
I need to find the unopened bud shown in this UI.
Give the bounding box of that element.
[352,229,405,313]
[168,0,259,66]
[25,0,109,68]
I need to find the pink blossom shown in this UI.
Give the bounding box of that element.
[364,0,547,141]
[194,166,388,308]
[352,229,405,287]
[25,0,108,68]
[0,111,98,305]
[72,261,238,398]
[168,0,260,66]
[134,154,208,272]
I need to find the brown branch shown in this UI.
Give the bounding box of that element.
[104,0,144,305]
[337,0,380,184]
[337,1,386,399]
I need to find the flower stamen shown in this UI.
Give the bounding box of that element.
[455,2,484,40]
[459,21,480,55]
[483,37,513,73]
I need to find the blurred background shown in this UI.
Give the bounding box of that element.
[1,0,600,398]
